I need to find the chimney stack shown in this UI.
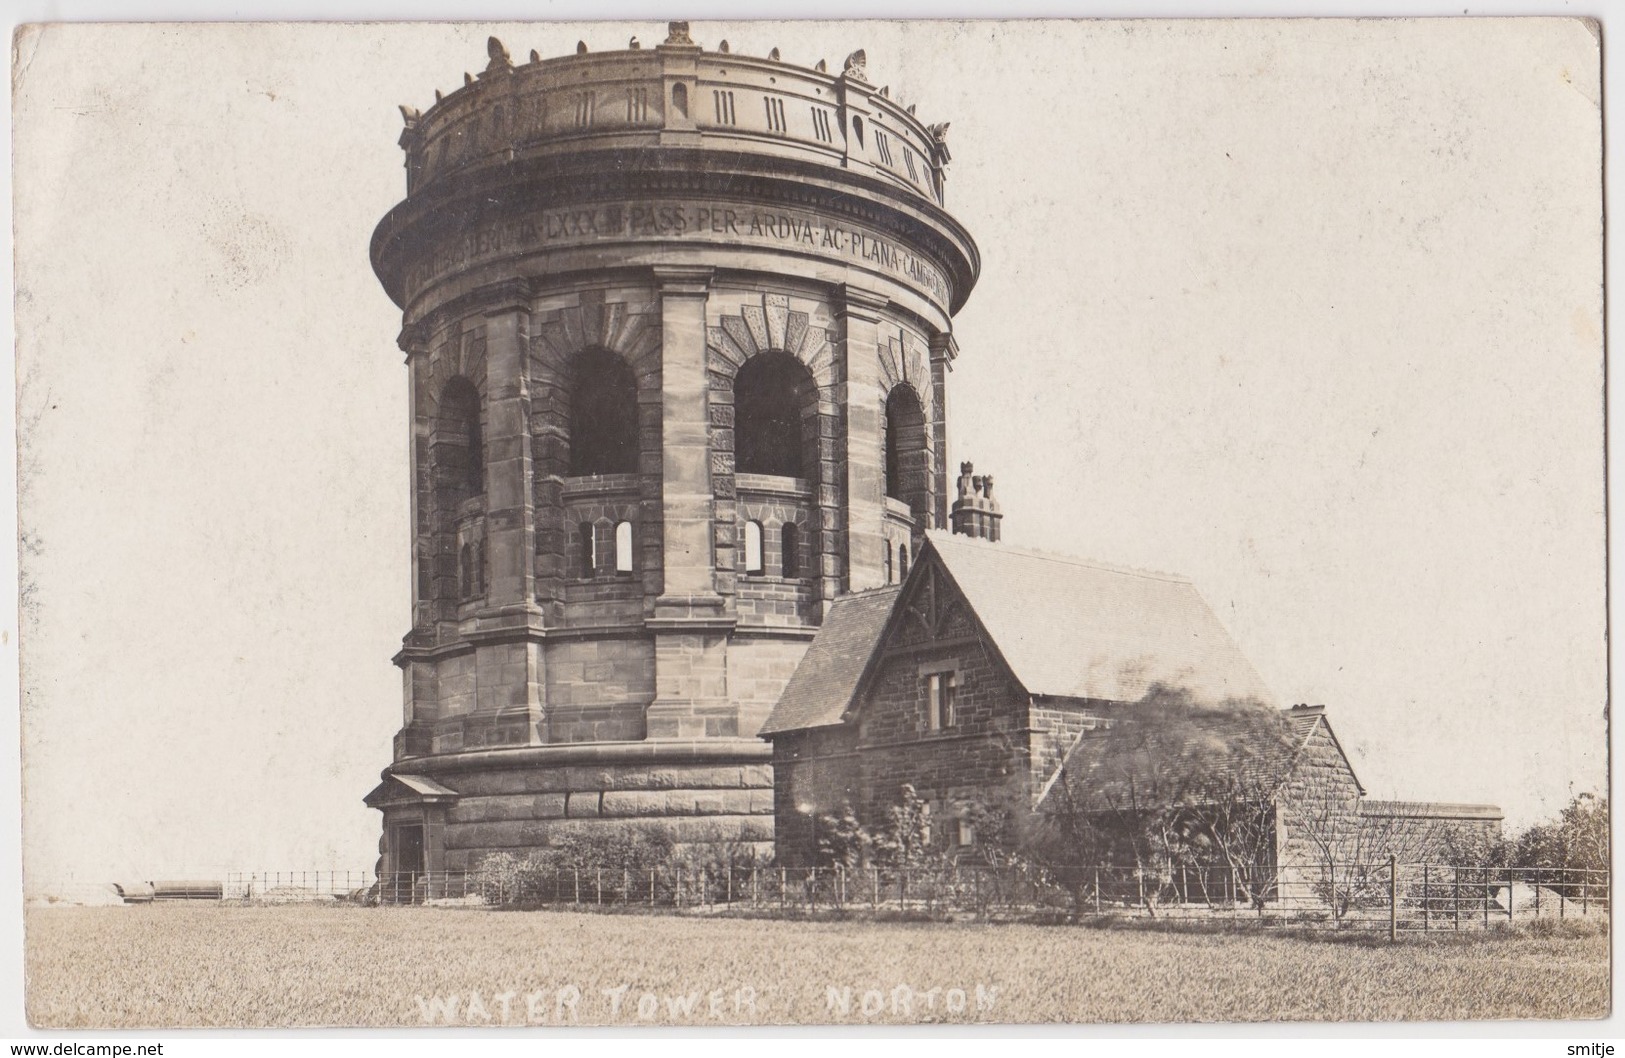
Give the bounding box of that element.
[949,462,1002,541]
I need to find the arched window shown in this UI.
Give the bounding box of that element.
[743,520,764,574]
[884,541,894,584]
[569,349,639,476]
[884,384,926,503]
[579,521,596,577]
[438,377,484,499]
[735,352,815,478]
[460,543,475,599]
[781,522,800,579]
[898,543,910,580]
[614,521,634,574]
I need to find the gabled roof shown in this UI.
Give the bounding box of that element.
[363,772,460,808]
[1041,706,1357,813]
[926,531,1277,707]
[758,585,904,736]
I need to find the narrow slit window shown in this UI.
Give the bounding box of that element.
[614,521,634,573]
[884,541,893,583]
[898,543,910,580]
[781,523,800,579]
[580,521,597,577]
[744,521,764,574]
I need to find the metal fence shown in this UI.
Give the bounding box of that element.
[225,870,375,901]
[366,859,1609,934]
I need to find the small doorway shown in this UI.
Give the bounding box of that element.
[392,824,425,904]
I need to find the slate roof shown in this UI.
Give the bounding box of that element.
[927,531,1277,707]
[758,585,904,735]
[1042,706,1333,812]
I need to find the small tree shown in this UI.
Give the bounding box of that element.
[814,802,874,869]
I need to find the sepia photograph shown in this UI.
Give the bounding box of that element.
[8,11,1609,1035]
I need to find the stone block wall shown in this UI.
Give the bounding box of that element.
[1276,721,1364,870]
[769,727,860,866]
[544,637,654,742]
[852,633,1028,821]
[1359,801,1504,863]
[437,756,776,871]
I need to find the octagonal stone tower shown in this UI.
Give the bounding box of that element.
[365,24,979,877]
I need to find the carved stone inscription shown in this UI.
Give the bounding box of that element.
[407,200,951,304]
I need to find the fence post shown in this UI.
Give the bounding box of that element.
[1453,867,1461,931]
[1535,875,1541,918]
[1507,865,1515,922]
[752,866,759,907]
[779,867,786,910]
[1388,853,1398,942]
[1422,865,1429,932]
[872,866,879,911]
[1094,868,1101,914]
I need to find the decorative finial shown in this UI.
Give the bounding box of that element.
[576,40,588,54]
[485,36,512,72]
[464,72,474,86]
[842,49,867,80]
[664,21,695,46]
[768,47,780,60]
[957,463,974,502]
[718,39,730,53]
[629,36,640,50]
[815,58,827,72]
[434,89,444,102]
[398,104,422,127]
[928,121,950,142]
[907,103,916,115]
[529,49,540,63]
[879,86,890,98]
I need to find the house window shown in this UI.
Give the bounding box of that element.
[925,670,957,731]
[614,520,634,573]
[744,520,764,574]
[956,818,975,847]
[781,522,800,578]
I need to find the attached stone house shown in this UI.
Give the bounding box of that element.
[761,530,1501,869]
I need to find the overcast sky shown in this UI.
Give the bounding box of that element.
[12,18,1603,890]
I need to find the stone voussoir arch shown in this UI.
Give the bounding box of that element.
[705,292,841,601]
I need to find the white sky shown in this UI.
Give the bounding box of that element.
[11,17,1605,893]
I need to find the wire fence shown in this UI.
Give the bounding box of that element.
[360,859,1608,934]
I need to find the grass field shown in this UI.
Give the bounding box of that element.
[24,904,1610,1027]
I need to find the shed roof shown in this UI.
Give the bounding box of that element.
[758,585,904,735]
[926,531,1277,707]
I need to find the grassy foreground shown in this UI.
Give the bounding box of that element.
[25,904,1609,1028]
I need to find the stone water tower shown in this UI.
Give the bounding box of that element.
[364,24,979,877]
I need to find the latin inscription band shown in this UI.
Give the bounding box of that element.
[407,201,951,305]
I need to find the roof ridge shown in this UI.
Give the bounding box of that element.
[924,529,1193,584]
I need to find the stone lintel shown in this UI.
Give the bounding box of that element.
[837,286,890,321]
[652,264,715,296]
[479,278,535,316]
